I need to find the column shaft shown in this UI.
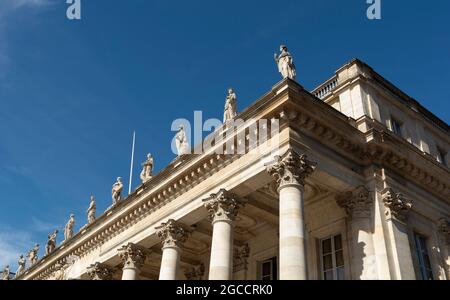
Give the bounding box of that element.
[209,220,234,280]
[159,247,180,280]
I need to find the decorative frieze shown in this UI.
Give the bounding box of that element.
[438,218,450,245]
[87,262,114,280]
[382,188,412,222]
[203,189,246,223]
[234,243,250,272]
[336,186,372,219]
[184,264,205,280]
[155,219,190,249]
[118,243,149,270]
[266,148,317,189]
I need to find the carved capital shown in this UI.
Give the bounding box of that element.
[155,219,189,249]
[118,243,149,270]
[87,262,114,280]
[438,218,450,245]
[184,264,205,280]
[203,189,246,223]
[382,188,412,222]
[336,186,372,219]
[266,148,317,189]
[234,243,250,272]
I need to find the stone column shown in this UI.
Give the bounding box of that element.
[438,218,450,280]
[336,186,377,279]
[381,188,415,280]
[87,262,114,280]
[267,148,316,280]
[156,219,189,280]
[118,243,149,280]
[203,189,246,280]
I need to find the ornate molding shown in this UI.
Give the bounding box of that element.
[381,188,413,222]
[184,264,205,280]
[202,189,246,223]
[336,186,372,219]
[234,243,250,272]
[155,219,189,249]
[438,218,450,245]
[87,262,114,280]
[266,148,317,189]
[118,243,149,270]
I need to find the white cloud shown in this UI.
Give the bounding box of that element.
[0,227,33,272]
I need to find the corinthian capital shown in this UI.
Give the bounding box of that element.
[87,262,114,280]
[184,264,205,280]
[336,186,372,219]
[118,243,149,270]
[438,218,450,245]
[155,219,189,249]
[382,188,412,222]
[203,189,246,223]
[266,148,317,190]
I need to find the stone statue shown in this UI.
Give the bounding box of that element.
[45,229,59,255]
[27,244,39,266]
[64,214,75,242]
[112,177,123,205]
[2,265,10,280]
[140,153,154,183]
[274,45,296,80]
[15,255,26,278]
[175,125,190,156]
[87,195,96,224]
[223,88,237,123]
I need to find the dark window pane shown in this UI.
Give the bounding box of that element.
[334,235,342,250]
[336,267,345,280]
[323,254,333,270]
[322,238,332,254]
[262,262,271,276]
[335,250,344,267]
[324,270,333,280]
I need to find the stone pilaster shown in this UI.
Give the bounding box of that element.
[156,219,189,280]
[118,243,149,280]
[336,186,377,279]
[233,243,250,280]
[267,148,316,280]
[87,262,114,280]
[203,189,246,280]
[184,264,205,280]
[438,218,450,279]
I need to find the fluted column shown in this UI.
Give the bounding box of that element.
[118,243,149,280]
[87,262,114,280]
[156,219,189,280]
[381,188,415,280]
[267,148,316,280]
[438,218,450,280]
[336,186,377,279]
[203,189,246,280]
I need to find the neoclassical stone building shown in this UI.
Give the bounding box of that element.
[13,58,450,280]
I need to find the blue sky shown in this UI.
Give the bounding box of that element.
[0,0,449,270]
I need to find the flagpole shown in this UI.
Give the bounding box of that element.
[128,131,136,195]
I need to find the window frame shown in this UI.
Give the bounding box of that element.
[390,116,403,136]
[258,257,277,281]
[413,233,434,280]
[436,146,447,166]
[319,234,345,280]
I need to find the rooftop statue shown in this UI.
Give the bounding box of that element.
[45,229,59,255]
[64,214,75,242]
[223,88,237,123]
[274,45,296,80]
[87,195,96,224]
[175,125,190,156]
[15,255,26,278]
[112,177,123,205]
[140,153,154,183]
[27,244,39,266]
[2,265,10,280]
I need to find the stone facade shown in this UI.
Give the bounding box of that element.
[10,59,450,280]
